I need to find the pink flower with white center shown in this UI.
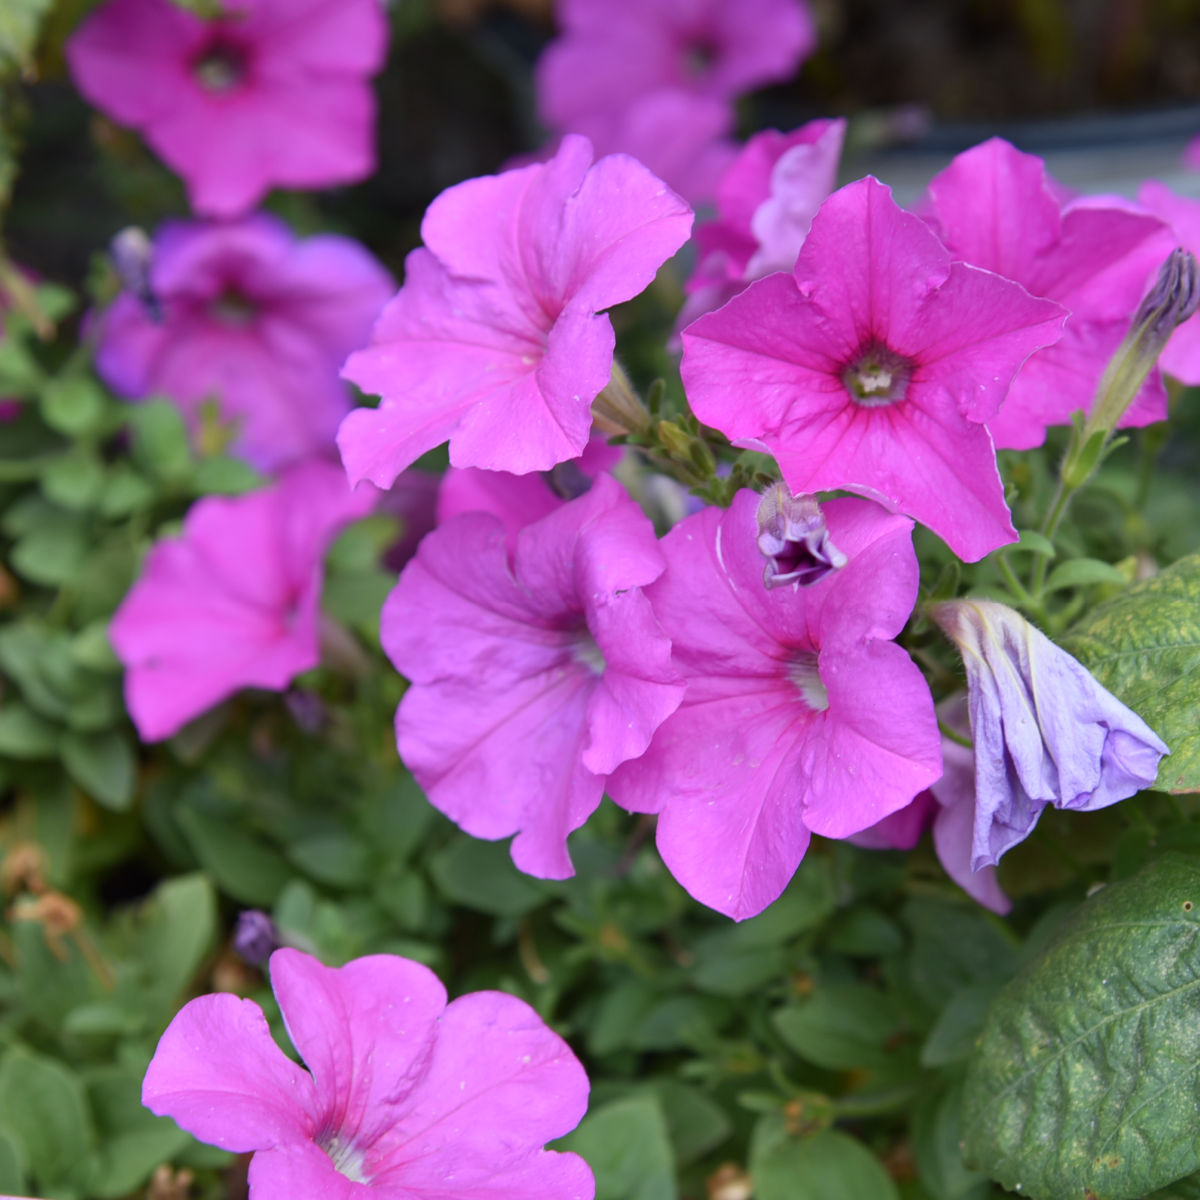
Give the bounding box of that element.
[143,948,594,1198]
[1137,181,1200,385]
[536,0,815,135]
[681,177,1069,562]
[66,0,388,217]
[110,460,375,742]
[339,135,692,489]
[382,473,685,879]
[96,215,394,472]
[680,118,845,327]
[921,138,1175,450]
[606,491,943,921]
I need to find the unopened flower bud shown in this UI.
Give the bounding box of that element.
[591,362,650,437]
[1083,247,1200,443]
[233,910,280,966]
[110,226,162,322]
[755,485,846,589]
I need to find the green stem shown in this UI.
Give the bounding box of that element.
[1030,478,1073,598]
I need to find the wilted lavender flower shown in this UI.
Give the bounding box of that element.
[755,485,847,589]
[931,599,1168,869]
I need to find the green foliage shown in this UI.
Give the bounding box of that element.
[1064,550,1200,792]
[963,854,1200,1199]
[0,0,54,77]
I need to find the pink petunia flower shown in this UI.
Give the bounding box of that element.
[536,0,816,134]
[143,948,594,1198]
[921,138,1174,450]
[606,491,943,921]
[340,135,692,489]
[110,460,376,742]
[66,0,388,217]
[1185,135,1200,170]
[680,118,845,327]
[96,214,393,472]
[437,434,622,552]
[382,473,685,879]
[681,177,1068,562]
[1136,181,1200,384]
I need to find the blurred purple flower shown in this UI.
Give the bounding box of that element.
[67,0,388,217]
[110,461,375,742]
[143,948,594,1196]
[680,118,845,326]
[233,911,280,966]
[931,599,1168,870]
[95,214,393,472]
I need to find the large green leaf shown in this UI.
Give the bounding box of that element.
[560,1095,675,1200]
[963,854,1200,1199]
[1062,550,1200,792]
[0,0,54,76]
[749,1122,899,1200]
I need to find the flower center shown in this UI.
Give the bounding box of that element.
[193,40,246,92]
[210,290,257,326]
[572,630,607,675]
[842,343,913,408]
[319,1132,370,1184]
[788,652,829,712]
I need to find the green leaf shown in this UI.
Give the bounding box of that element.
[1062,549,1200,792]
[41,448,106,511]
[286,830,371,888]
[773,981,906,1071]
[0,0,54,75]
[60,729,136,810]
[648,1080,731,1166]
[176,806,293,906]
[750,1125,900,1200]
[88,1127,192,1199]
[189,454,263,495]
[1009,529,1057,558]
[0,703,57,758]
[136,874,217,1006]
[0,1129,26,1194]
[1044,556,1130,594]
[97,463,156,518]
[963,853,1200,1200]
[0,1047,95,1190]
[128,400,193,482]
[39,377,107,437]
[9,510,90,586]
[560,1095,675,1200]
[912,1084,990,1200]
[920,982,1002,1068]
[428,837,548,918]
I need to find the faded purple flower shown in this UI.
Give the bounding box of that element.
[96,215,393,471]
[755,485,846,588]
[931,599,1169,870]
[67,0,388,217]
[233,911,280,966]
[383,474,684,880]
[143,948,594,1197]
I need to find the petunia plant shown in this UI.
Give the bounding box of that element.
[5,2,1200,1200]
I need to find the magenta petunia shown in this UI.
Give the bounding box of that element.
[143,948,594,1198]
[96,215,393,472]
[607,491,943,921]
[680,118,845,327]
[340,135,692,488]
[110,461,375,742]
[1137,181,1200,385]
[921,138,1174,450]
[437,435,623,552]
[382,473,684,879]
[67,0,388,217]
[681,177,1068,562]
[536,0,815,134]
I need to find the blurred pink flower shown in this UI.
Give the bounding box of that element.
[96,215,393,472]
[537,0,815,131]
[607,492,942,921]
[67,0,388,217]
[681,177,1068,562]
[1185,135,1200,170]
[922,138,1174,450]
[1137,181,1200,385]
[143,948,594,1198]
[111,460,375,741]
[340,135,692,488]
[680,118,845,326]
[383,474,684,879]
